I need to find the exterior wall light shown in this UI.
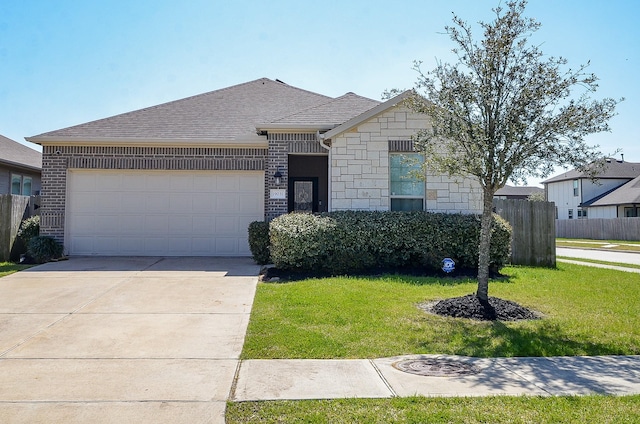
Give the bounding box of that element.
[274,169,283,186]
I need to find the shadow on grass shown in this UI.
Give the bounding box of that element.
[418,319,634,358]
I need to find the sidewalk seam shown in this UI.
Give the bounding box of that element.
[369,359,397,397]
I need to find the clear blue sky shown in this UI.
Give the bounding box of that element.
[1,1,638,185]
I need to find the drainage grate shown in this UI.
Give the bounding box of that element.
[392,358,480,377]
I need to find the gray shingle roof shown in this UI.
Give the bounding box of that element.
[543,159,640,184]
[0,134,42,170]
[262,93,381,128]
[494,185,543,196]
[28,78,336,142]
[589,175,640,206]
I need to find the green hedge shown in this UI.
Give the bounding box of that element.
[27,236,63,264]
[268,211,511,274]
[248,221,271,265]
[17,215,40,244]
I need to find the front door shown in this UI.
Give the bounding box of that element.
[288,177,318,213]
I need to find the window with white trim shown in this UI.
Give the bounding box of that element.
[10,174,33,196]
[11,174,21,195]
[390,153,425,211]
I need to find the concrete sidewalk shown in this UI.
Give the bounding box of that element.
[232,354,640,401]
[557,258,640,273]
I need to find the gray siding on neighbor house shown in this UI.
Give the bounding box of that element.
[0,165,42,195]
[39,145,268,242]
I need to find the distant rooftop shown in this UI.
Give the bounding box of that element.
[543,158,640,184]
[494,185,543,196]
[0,134,42,171]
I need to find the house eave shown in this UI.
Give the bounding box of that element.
[26,136,268,148]
[254,123,337,132]
[0,159,42,173]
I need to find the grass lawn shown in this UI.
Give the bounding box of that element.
[0,262,33,278]
[227,395,640,424]
[241,263,640,359]
[235,262,640,422]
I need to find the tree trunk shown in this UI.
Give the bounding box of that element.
[476,188,494,302]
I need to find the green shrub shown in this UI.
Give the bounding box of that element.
[27,236,63,263]
[17,215,40,243]
[248,221,271,264]
[269,211,511,274]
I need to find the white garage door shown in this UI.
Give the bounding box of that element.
[66,170,264,256]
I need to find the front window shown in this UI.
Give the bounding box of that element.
[390,154,424,211]
[11,175,21,195]
[22,176,32,196]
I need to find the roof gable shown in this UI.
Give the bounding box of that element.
[321,90,412,140]
[28,78,332,143]
[0,134,42,170]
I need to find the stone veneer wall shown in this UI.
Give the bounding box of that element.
[329,105,482,213]
[39,145,267,242]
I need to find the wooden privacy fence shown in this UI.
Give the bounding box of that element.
[0,194,30,262]
[556,217,640,241]
[493,199,556,267]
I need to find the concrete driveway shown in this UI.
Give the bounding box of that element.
[0,256,260,424]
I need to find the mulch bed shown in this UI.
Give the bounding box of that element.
[420,295,542,321]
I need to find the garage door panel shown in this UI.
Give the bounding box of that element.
[120,237,145,255]
[94,174,122,191]
[193,196,215,211]
[239,194,261,211]
[215,193,239,212]
[70,215,97,233]
[239,175,262,190]
[214,216,238,235]
[146,175,171,191]
[168,215,193,234]
[145,194,168,211]
[169,193,193,213]
[93,237,120,254]
[145,215,169,232]
[121,215,146,234]
[94,215,121,234]
[71,193,97,213]
[144,237,169,255]
[66,170,263,256]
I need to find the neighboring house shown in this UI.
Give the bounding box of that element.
[27,78,482,257]
[0,134,42,195]
[494,185,543,200]
[543,157,640,219]
[587,174,640,218]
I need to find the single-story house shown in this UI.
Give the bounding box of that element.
[0,134,42,195]
[27,78,483,256]
[494,185,543,200]
[543,157,640,219]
